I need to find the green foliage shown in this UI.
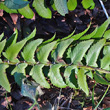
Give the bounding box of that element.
[48,64,67,88]
[0,64,10,92]
[21,39,43,63]
[70,39,94,64]
[5,0,29,9]
[30,64,50,88]
[0,0,96,19]
[0,18,110,96]
[18,4,34,19]
[11,63,27,86]
[82,0,95,9]
[77,69,89,96]
[54,0,68,16]
[67,0,77,11]
[86,39,106,67]
[32,0,52,19]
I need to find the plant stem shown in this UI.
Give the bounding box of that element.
[78,65,110,74]
[28,101,40,110]
[2,60,110,74]
[99,0,109,19]
[94,85,110,110]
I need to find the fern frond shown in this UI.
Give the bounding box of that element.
[0,18,110,95]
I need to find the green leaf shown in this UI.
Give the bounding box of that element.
[21,39,43,63]
[80,27,98,40]
[82,0,95,9]
[67,0,77,11]
[71,24,91,40]
[0,59,2,63]
[94,72,110,85]
[25,28,36,41]
[48,64,67,88]
[32,0,52,19]
[92,17,110,38]
[105,74,110,81]
[0,2,17,13]
[86,70,93,79]
[0,64,10,92]
[103,46,110,55]
[53,38,73,61]
[5,29,18,50]
[70,40,94,64]
[18,4,34,19]
[51,0,57,10]
[0,39,6,56]
[11,63,27,86]
[42,33,56,45]
[103,29,110,39]
[101,46,110,70]
[101,54,110,70]
[86,39,106,67]
[5,0,29,9]
[21,78,40,101]
[3,39,27,63]
[54,0,68,16]
[77,69,89,96]
[30,64,50,88]
[37,41,57,63]
[61,30,75,40]
[64,66,77,88]
[0,33,4,41]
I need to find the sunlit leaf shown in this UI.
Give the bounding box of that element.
[37,41,57,63]
[21,39,43,63]
[77,69,89,95]
[48,64,67,88]
[18,4,34,19]
[5,29,18,49]
[30,64,50,88]
[92,17,110,38]
[3,39,27,63]
[103,29,110,39]
[67,0,77,11]
[0,39,6,56]
[86,39,106,67]
[0,64,10,92]
[71,40,94,64]
[25,28,36,41]
[53,38,73,61]
[64,66,77,88]
[82,0,95,9]
[54,0,68,16]
[61,30,75,40]
[80,27,98,40]
[71,24,91,40]
[33,0,52,19]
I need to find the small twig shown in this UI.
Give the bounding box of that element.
[28,100,40,110]
[67,92,73,109]
[57,88,62,110]
[99,0,109,19]
[78,65,110,74]
[60,99,69,107]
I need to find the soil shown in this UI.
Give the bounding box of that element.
[0,0,110,110]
